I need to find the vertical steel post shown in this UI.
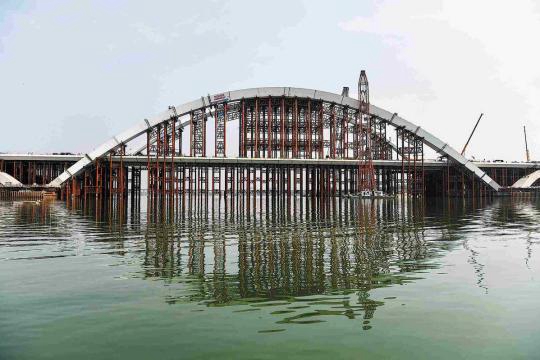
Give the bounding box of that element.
[268,97,273,158]
[280,97,285,158]
[254,98,259,158]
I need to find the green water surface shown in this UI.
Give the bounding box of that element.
[1,197,539,359]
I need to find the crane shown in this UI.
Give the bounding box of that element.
[524,125,530,162]
[461,113,483,156]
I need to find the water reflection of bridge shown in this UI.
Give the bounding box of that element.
[10,196,540,328]
[73,196,441,327]
[140,198,433,328]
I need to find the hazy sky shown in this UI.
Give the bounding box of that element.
[1,0,538,160]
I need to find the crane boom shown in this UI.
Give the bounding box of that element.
[524,125,530,162]
[461,113,483,156]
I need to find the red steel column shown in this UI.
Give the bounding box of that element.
[240,99,245,157]
[330,104,336,159]
[318,102,324,159]
[293,98,298,158]
[224,103,227,157]
[254,98,259,158]
[268,97,273,158]
[280,97,285,158]
[306,101,312,159]
[190,112,194,157]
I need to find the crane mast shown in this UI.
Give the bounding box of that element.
[524,125,530,162]
[357,70,376,193]
[461,113,483,156]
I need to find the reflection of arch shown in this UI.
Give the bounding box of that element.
[512,170,540,188]
[48,87,500,191]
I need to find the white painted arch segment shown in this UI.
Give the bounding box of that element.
[512,170,540,188]
[0,172,23,187]
[48,87,501,191]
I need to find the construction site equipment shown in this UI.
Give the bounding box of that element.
[461,113,483,156]
[524,125,530,162]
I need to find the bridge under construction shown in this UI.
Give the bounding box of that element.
[1,72,539,203]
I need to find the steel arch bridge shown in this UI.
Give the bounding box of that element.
[49,86,501,195]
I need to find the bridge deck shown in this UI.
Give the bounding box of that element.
[1,154,539,170]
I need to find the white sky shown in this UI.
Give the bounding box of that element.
[0,0,538,161]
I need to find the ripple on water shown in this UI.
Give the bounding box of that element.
[1,197,540,359]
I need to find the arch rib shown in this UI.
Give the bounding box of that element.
[48,87,501,191]
[512,170,540,188]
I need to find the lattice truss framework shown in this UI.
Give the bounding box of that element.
[140,97,407,164]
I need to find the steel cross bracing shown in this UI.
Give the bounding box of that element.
[140,99,390,164]
[190,109,206,157]
[214,103,227,158]
[48,86,501,193]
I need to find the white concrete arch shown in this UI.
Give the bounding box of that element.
[48,87,501,191]
[512,170,540,188]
